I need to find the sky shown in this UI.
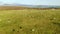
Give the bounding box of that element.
[0,0,60,5]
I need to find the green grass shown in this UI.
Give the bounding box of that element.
[0,9,60,34]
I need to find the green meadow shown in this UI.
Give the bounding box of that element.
[0,9,60,34]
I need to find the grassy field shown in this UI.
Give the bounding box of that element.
[0,9,60,34]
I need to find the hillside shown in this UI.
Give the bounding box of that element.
[0,6,60,10]
[0,9,60,34]
[0,4,60,10]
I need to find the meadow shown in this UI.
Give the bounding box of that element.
[0,9,60,34]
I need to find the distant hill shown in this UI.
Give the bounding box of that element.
[0,3,60,10]
[0,3,60,8]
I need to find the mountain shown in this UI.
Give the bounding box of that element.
[0,3,60,8]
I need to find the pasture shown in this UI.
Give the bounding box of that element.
[0,9,60,34]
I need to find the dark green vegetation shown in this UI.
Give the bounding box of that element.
[0,9,60,34]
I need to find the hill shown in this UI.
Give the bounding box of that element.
[0,4,60,9]
[0,6,60,10]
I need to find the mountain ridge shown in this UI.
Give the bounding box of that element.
[0,3,60,8]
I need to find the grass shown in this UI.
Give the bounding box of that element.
[0,9,60,34]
